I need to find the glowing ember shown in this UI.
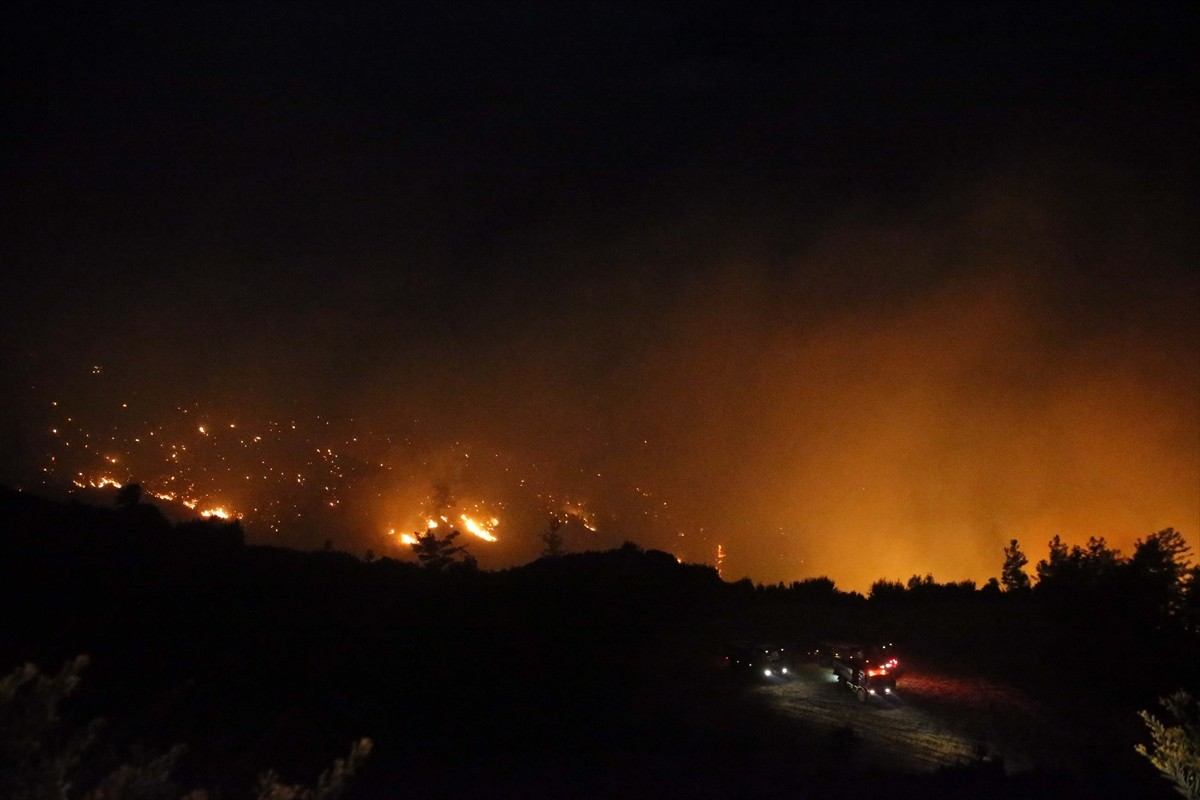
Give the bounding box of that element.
[37,396,729,572]
[560,504,597,532]
[74,476,124,490]
[546,502,599,535]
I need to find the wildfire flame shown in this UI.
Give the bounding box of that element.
[386,529,420,545]
[70,472,240,521]
[387,511,500,547]
[458,513,499,542]
[74,476,124,490]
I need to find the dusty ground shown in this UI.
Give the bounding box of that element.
[754,661,1077,775]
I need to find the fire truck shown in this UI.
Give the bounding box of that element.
[818,641,899,702]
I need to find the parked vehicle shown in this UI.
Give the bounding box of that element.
[872,641,903,677]
[815,640,899,701]
[724,641,790,678]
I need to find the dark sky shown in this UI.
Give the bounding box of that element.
[2,2,1197,590]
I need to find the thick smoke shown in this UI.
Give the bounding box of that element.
[295,162,1197,590]
[4,159,1196,592]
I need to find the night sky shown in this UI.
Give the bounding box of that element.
[2,2,1196,591]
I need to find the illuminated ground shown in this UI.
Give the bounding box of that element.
[755,661,1071,775]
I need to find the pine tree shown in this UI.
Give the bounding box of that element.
[540,515,565,557]
[1137,691,1200,800]
[1001,539,1031,592]
[410,527,470,571]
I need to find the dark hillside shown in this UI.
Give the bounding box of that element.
[0,486,1190,798]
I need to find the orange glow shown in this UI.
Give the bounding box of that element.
[33,220,1199,600]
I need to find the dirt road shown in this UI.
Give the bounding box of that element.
[755,662,1074,774]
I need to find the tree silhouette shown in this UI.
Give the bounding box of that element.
[410,527,471,571]
[1128,527,1195,628]
[1036,535,1070,585]
[1001,539,1031,592]
[1132,528,1191,580]
[540,515,565,557]
[1035,535,1124,596]
[1130,528,1193,620]
[868,579,906,603]
[906,573,935,592]
[789,576,839,600]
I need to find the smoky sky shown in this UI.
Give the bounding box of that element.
[2,2,1196,590]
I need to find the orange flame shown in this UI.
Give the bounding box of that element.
[459,513,499,542]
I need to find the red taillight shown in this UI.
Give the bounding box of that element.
[867,668,888,677]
